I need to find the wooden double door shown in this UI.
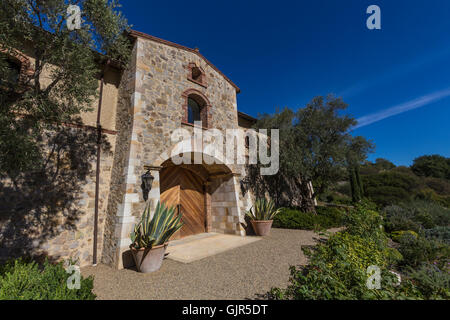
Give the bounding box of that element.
[159,166,206,239]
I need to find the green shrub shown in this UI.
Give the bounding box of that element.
[413,200,450,227]
[425,226,450,244]
[397,234,448,268]
[334,182,352,198]
[390,230,418,243]
[438,196,450,208]
[383,200,450,233]
[316,232,391,271]
[268,260,408,300]
[0,259,96,300]
[411,155,450,180]
[320,193,352,205]
[424,177,450,195]
[268,231,413,300]
[273,206,345,230]
[384,205,421,233]
[269,201,450,300]
[406,263,450,299]
[343,201,386,245]
[269,205,423,300]
[362,171,421,206]
[333,197,354,205]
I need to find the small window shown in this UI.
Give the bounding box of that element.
[187,63,207,87]
[1,59,21,86]
[187,97,201,124]
[192,66,202,82]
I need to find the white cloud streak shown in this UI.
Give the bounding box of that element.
[354,88,450,129]
[338,46,450,99]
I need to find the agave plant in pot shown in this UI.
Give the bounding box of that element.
[246,198,281,236]
[130,201,183,273]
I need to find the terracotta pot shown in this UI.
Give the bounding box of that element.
[130,243,167,273]
[250,220,273,236]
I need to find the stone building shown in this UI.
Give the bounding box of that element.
[0,30,258,269]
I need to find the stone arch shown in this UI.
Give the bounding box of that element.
[158,150,241,238]
[154,135,228,169]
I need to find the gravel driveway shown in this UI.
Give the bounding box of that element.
[82,228,332,300]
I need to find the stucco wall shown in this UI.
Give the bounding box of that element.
[0,45,121,267]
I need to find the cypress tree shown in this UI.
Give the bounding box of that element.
[349,166,361,202]
[355,165,364,198]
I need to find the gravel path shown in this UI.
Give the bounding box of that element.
[82,228,333,300]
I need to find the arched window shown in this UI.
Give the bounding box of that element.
[182,89,211,128]
[187,97,201,124]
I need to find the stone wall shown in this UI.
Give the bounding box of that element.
[105,34,253,268]
[100,42,139,268]
[1,32,255,270]
[210,175,246,236]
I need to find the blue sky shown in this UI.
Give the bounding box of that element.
[120,0,450,166]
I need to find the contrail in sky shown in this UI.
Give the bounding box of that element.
[338,46,450,98]
[353,88,450,130]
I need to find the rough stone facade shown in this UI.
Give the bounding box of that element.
[1,31,256,269]
[102,33,254,269]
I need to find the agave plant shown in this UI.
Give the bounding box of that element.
[246,198,281,221]
[130,201,183,249]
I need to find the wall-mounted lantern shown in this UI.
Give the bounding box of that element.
[141,170,154,201]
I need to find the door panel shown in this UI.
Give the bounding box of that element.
[159,166,205,239]
[180,169,205,238]
[159,167,181,239]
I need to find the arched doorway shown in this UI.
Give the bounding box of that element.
[160,165,206,239]
[158,153,235,240]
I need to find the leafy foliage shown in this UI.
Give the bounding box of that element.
[383,201,450,234]
[0,259,95,300]
[0,0,131,178]
[268,204,418,300]
[130,201,183,249]
[411,155,450,180]
[246,198,281,221]
[425,226,450,245]
[405,263,450,299]
[268,202,449,300]
[362,171,420,206]
[390,230,418,243]
[244,96,373,213]
[358,156,450,208]
[397,233,449,269]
